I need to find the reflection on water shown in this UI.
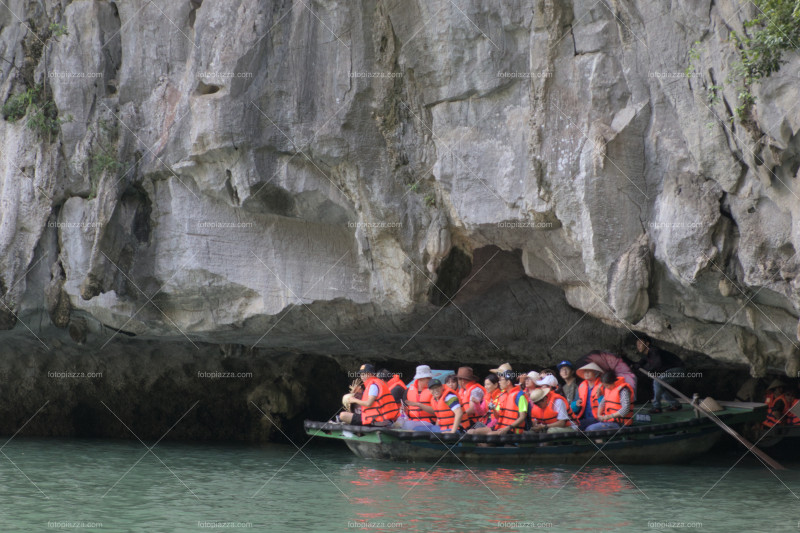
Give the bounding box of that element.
[0,438,797,531]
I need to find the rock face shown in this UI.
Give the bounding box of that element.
[1,0,800,436]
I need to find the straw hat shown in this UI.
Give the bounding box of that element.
[342,393,356,410]
[529,388,549,403]
[490,363,513,374]
[576,362,604,379]
[699,397,723,412]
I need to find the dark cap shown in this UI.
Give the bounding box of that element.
[557,360,573,370]
[428,379,443,389]
[358,363,376,374]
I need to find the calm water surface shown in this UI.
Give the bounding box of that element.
[0,438,798,532]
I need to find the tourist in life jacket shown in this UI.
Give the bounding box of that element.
[468,370,528,435]
[586,370,634,431]
[523,371,541,395]
[529,382,577,433]
[456,367,487,429]
[428,379,467,433]
[575,362,603,430]
[384,370,407,404]
[404,365,436,426]
[481,373,502,428]
[557,361,579,405]
[339,364,399,425]
[635,335,684,413]
[763,380,790,428]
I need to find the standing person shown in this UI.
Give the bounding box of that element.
[557,361,579,405]
[428,379,467,433]
[405,365,436,423]
[575,362,603,430]
[635,335,684,413]
[586,371,634,431]
[456,367,486,429]
[340,364,399,425]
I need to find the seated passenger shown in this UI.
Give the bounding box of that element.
[468,371,527,435]
[429,379,467,433]
[523,371,541,395]
[529,386,577,433]
[557,360,579,405]
[585,370,634,431]
[405,365,436,419]
[339,364,399,425]
[456,367,487,429]
[575,362,604,430]
[480,373,502,429]
[385,370,407,404]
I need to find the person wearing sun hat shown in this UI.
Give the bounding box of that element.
[404,365,436,425]
[529,386,577,433]
[575,362,604,430]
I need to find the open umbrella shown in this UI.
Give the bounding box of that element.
[577,352,637,400]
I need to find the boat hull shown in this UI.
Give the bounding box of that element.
[342,428,722,465]
[306,400,767,465]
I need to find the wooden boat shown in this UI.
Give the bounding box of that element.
[304,401,767,465]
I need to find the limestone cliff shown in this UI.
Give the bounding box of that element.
[1,1,800,437]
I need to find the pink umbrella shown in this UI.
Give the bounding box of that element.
[582,352,638,400]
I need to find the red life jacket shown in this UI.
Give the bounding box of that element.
[495,385,525,433]
[434,386,468,431]
[576,379,601,420]
[361,377,400,424]
[457,382,487,427]
[764,394,787,428]
[387,374,406,391]
[406,383,435,422]
[530,391,577,427]
[601,378,634,426]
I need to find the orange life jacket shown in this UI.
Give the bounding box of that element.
[406,383,435,422]
[361,377,400,424]
[764,394,787,428]
[434,386,468,431]
[576,379,602,420]
[530,390,577,427]
[481,387,502,425]
[458,382,487,427]
[387,374,406,391]
[495,385,525,433]
[600,378,634,426]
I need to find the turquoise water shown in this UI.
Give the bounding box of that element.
[1,438,798,532]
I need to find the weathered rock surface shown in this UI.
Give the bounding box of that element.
[1,0,800,437]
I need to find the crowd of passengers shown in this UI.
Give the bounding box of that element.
[339,359,638,434]
[339,336,800,433]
